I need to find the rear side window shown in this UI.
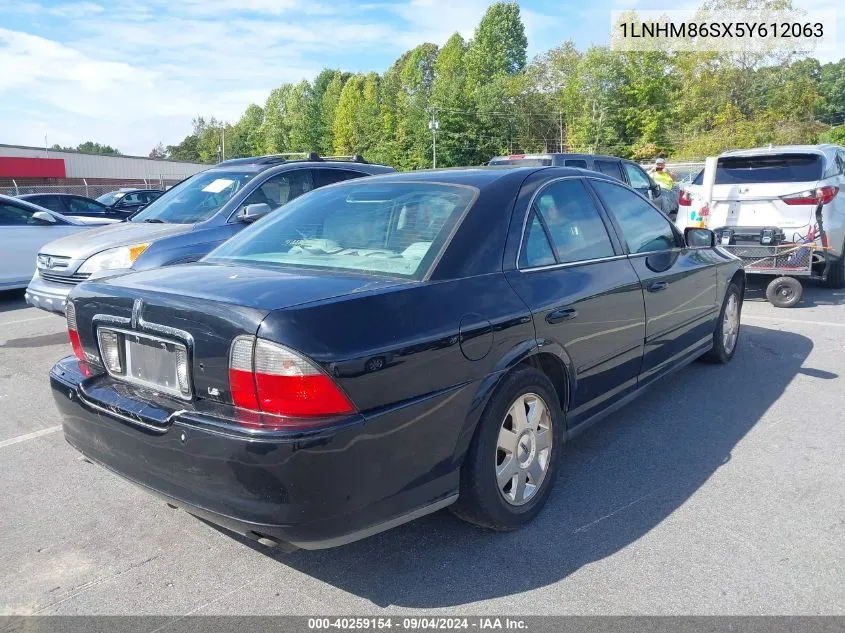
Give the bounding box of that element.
[594,160,623,181]
[67,197,105,214]
[591,180,676,254]
[564,159,588,169]
[316,169,366,187]
[31,196,65,214]
[525,179,615,265]
[693,154,824,185]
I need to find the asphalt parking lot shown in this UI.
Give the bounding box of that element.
[1,283,843,616]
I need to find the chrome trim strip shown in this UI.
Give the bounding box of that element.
[519,253,629,273]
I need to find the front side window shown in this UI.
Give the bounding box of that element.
[97,191,125,206]
[242,169,315,209]
[0,203,33,226]
[527,179,615,265]
[130,171,256,223]
[623,163,651,190]
[591,180,677,254]
[207,182,476,279]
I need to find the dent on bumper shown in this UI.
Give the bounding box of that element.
[50,357,462,550]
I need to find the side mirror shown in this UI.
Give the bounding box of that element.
[685,227,715,248]
[239,203,272,223]
[32,211,57,225]
[650,182,662,199]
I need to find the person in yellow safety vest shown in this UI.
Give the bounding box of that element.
[649,158,676,190]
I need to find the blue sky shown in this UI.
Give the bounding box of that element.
[0,0,841,156]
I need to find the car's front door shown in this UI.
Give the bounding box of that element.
[588,178,720,386]
[0,203,77,287]
[505,176,646,427]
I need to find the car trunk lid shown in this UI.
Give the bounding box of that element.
[696,153,824,230]
[70,262,411,406]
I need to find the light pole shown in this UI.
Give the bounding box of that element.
[428,117,439,168]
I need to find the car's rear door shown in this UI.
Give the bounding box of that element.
[588,177,719,386]
[594,159,624,182]
[504,176,646,427]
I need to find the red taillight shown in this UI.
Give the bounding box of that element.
[228,336,355,426]
[65,302,85,362]
[679,189,692,206]
[782,186,839,206]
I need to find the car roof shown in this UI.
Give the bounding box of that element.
[339,165,613,188]
[719,144,840,158]
[489,152,634,163]
[20,193,88,198]
[212,154,394,173]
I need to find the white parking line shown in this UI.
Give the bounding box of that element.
[0,425,62,449]
[744,315,845,328]
[0,315,56,327]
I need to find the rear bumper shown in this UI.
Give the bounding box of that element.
[25,275,73,314]
[50,357,460,550]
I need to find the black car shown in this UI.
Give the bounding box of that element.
[95,189,165,216]
[18,193,126,221]
[489,152,677,218]
[51,166,744,550]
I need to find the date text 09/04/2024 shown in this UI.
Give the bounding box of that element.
[307,617,529,630]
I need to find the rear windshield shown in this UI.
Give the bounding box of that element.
[206,182,476,280]
[693,154,823,185]
[489,158,552,167]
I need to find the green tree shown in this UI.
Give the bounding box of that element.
[261,84,293,153]
[431,33,477,165]
[465,2,527,94]
[228,104,264,158]
[320,72,347,155]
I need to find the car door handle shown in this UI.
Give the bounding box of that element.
[647,281,669,293]
[546,307,578,324]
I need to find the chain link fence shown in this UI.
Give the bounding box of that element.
[0,176,188,200]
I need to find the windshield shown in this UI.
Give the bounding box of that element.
[207,181,477,279]
[693,154,823,185]
[130,171,255,223]
[96,191,125,205]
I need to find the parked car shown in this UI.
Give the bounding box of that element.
[681,144,845,288]
[0,195,110,291]
[52,166,744,551]
[26,154,394,314]
[95,189,165,216]
[488,152,676,217]
[18,193,127,222]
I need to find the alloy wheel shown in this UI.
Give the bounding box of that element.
[496,393,553,506]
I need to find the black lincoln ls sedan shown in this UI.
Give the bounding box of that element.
[51,166,744,550]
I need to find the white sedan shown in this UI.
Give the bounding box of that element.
[0,194,114,291]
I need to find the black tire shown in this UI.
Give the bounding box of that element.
[766,276,803,308]
[822,249,845,289]
[702,280,743,363]
[450,367,565,531]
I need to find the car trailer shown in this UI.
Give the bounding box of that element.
[712,200,830,308]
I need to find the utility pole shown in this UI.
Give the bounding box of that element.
[559,111,564,153]
[428,113,439,168]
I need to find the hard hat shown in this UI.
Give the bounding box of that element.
[655,158,666,166]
